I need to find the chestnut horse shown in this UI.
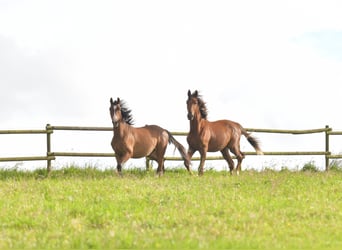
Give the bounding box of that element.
[109,97,191,175]
[185,90,263,175]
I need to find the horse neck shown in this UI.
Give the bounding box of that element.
[189,114,204,133]
[113,121,131,137]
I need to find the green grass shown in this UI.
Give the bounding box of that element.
[0,167,342,249]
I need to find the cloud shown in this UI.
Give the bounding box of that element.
[1,1,342,170]
[0,36,88,126]
[294,31,342,61]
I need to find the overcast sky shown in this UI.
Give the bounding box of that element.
[1,0,342,170]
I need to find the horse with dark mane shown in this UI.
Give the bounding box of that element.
[109,97,191,176]
[185,90,263,175]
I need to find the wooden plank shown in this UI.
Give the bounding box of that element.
[0,156,55,162]
[50,151,328,160]
[51,152,115,157]
[327,131,342,135]
[51,126,112,131]
[327,155,342,159]
[245,128,329,134]
[0,130,47,134]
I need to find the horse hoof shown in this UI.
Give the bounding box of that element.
[156,171,164,177]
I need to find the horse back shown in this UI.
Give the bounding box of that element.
[131,125,169,156]
[211,119,242,132]
[137,124,166,138]
[210,119,243,138]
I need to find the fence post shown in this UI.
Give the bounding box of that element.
[46,124,53,173]
[325,125,330,171]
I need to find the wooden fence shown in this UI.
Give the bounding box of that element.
[1,124,342,172]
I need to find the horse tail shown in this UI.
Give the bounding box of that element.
[166,131,191,167]
[241,128,264,155]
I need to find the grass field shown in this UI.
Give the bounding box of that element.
[0,166,342,249]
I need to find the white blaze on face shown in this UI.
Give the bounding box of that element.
[113,104,120,124]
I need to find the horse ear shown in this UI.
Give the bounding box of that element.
[117,97,120,103]
[187,90,191,97]
[110,97,113,104]
[194,90,198,97]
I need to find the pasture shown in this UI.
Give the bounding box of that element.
[0,167,342,249]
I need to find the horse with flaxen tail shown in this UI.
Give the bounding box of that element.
[185,90,263,175]
[109,97,191,176]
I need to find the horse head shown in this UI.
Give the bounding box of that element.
[109,97,134,127]
[186,90,207,120]
[109,97,122,127]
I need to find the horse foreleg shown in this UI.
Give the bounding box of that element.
[116,163,123,177]
[185,149,195,175]
[198,150,207,176]
[115,153,132,176]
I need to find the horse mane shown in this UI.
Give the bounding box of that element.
[118,100,134,125]
[196,94,208,119]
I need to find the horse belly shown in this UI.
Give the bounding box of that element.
[131,139,156,158]
[207,142,225,152]
[207,131,230,152]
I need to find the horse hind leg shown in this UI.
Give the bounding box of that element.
[148,146,165,177]
[221,148,235,175]
[152,151,166,177]
[236,153,245,176]
[230,147,245,175]
[156,159,165,177]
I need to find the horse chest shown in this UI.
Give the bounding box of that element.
[187,130,209,149]
[112,133,133,154]
[112,140,129,155]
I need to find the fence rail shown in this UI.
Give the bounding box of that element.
[0,124,341,172]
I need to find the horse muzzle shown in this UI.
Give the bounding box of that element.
[112,121,119,128]
[187,113,194,120]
